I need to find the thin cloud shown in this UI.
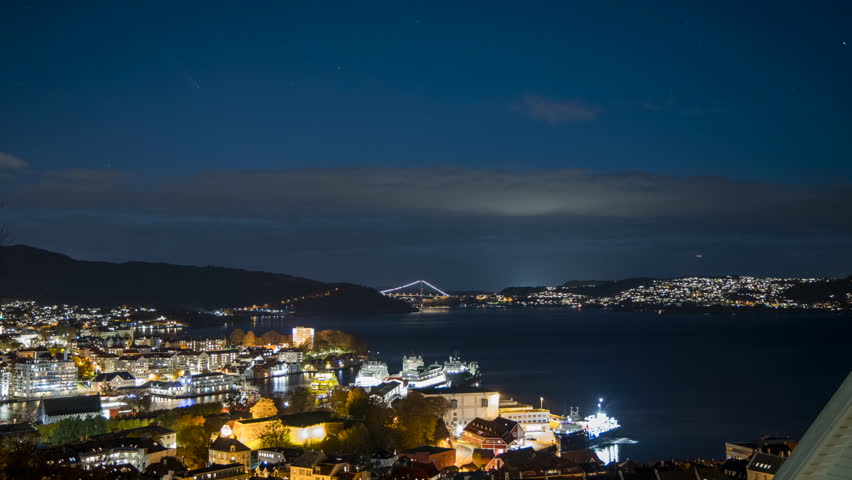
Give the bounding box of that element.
[7,167,852,234]
[0,153,27,169]
[519,94,601,124]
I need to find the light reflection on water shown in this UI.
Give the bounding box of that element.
[593,443,620,464]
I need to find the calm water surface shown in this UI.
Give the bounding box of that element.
[195,308,852,461]
[5,308,847,462]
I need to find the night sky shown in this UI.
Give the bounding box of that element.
[1,2,851,290]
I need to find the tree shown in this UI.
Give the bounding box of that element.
[251,397,279,418]
[393,392,450,449]
[0,336,22,353]
[258,419,291,449]
[322,423,370,453]
[346,387,372,419]
[37,415,108,445]
[260,330,282,345]
[73,355,96,380]
[283,387,317,414]
[229,328,245,346]
[174,415,207,468]
[327,388,350,417]
[242,330,256,347]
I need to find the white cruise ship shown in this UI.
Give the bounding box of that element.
[354,361,390,387]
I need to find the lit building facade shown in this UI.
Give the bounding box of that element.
[292,327,315,349]
[420,386,500,436]
[10,355,77,398]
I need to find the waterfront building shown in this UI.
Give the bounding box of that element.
[499,403,551,434]
[0,364,10,399]
[10,353,76,398]
[419,386,500,436]
[38,395,103,424]
[148,372,237,397]
[292,326,315,349]
[462,417,525,454]
[209,436,251,470]
[92,371,136,390]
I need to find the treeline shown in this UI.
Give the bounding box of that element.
[228,328,366,353]
[37,416,156,446]
[271,387,450,453]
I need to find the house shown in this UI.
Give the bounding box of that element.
[43,437,174,471]
[291,451,328,480]
[92,371,136,390]
[747,453,786,480]
[38,395,103,424]
[311,457,368,480]
[256,446,305,465]
[462,417,524,454]
[255,461,289,478]
[419,386,500,437]
[370,381,407,404]
[209,436,251,470]
[94,424,177,449]
[725,437,797,460]
[173,462,249,480]
[399,446,457,470]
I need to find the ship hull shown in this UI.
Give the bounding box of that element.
[556,426,621,452]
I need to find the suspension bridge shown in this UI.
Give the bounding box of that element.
[380,280,451,299]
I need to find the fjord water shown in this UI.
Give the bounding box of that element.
[211,308,851,461]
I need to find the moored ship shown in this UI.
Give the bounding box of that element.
[554,399,621,452]
[354,361,390,387]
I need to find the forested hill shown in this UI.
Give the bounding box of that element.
[0,245,414,314]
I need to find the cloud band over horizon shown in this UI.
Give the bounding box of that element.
[3,166,851,289]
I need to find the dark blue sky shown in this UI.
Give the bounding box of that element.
[1,2,851,289]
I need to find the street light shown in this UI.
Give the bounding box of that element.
[540,396,544,409]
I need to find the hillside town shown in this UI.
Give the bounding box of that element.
[475,276,850,311]
[0,298,845,480]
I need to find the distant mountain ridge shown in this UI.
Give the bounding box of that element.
[0,245,414,314]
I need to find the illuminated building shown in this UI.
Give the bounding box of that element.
[10,353,76,398]
[38,395,103,424]
[461,417,525,454]
[419,386,500,436]
[499,405,551,433]
[224,411,343,448]
[292,326,315,349]
[209,436,251,470]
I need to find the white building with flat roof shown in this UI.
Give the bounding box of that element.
[420,386,500,436]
